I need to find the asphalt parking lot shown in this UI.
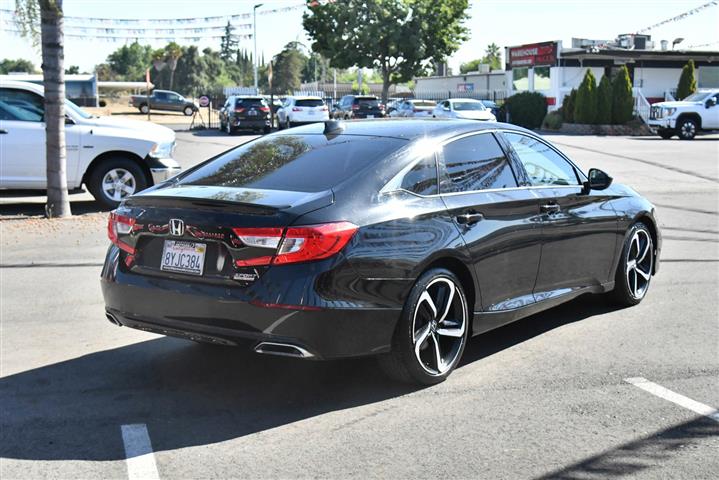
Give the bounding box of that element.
[1,130,718,479]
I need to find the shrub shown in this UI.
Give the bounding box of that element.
[542,111,563,130]
[612,65,634,124]
[504,91,547,129]
[561,89,577,123]
[595,74,612,124]
[676,59,697,100]
[574,69,597,124]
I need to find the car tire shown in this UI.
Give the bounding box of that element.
[677,117,698,140]
[183,106,194,116]
[378,268,469,385]
[609,222,654,307]
[139,104,149,114]
[87,156,149,210]
[658,129,674,140]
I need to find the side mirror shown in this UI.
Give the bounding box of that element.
[706,98,717,108]
[585,168,613,192]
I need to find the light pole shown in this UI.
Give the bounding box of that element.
[253,3,263,92]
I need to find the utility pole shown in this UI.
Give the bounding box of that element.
[253,3,263,92]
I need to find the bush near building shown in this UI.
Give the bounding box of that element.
[612,65,634,124]
[676,59,697,100]
[596,75,613,124]
[574,69,598,124]
[505,91,547,129]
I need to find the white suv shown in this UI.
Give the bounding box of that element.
[276,96,329,129]
[0,80,180,208]
[647,90,719,140]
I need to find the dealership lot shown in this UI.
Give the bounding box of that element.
[1,132,717,478]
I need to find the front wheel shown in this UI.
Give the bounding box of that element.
[87,157,148,209]
[677,118,698,140]
[378,268,469,385]
[609,222,654,307]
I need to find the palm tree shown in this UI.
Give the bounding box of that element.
[165,42,183,91]
[15,0,71,217]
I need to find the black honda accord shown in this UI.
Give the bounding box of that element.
[101,119,661,384]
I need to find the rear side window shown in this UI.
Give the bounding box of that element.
[180,134,406,192]
[400,155,438,196]
[503,132,579,186]
[295,99,324,107]
[439,133,518,193]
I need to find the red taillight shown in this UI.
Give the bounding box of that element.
[259,106,270,112]
[351,104,359,110]
[107,211,136,254]
[292,107,303,112]
[235,107,245,113]
[231,222,358,267]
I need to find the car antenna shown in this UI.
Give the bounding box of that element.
[323,120,345,135]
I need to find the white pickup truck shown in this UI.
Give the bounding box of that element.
[647,89,719,140]
[0,80,181,208]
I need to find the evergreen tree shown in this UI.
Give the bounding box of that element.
[612,65,634,124]
[574,69,597,124]
[676,59,697,100]
[596,74,613,124]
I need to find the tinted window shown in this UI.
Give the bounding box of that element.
[180,134,406,192]
[295,99,324,107]
[440,133,517,193]
[0,88,44,121]
[504,132,579,186]
[400,155,438,196]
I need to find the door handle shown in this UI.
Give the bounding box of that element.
[0,129,7,134]
[456,212,484,225]
[540,203,561,214]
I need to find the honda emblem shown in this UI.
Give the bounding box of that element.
[169,218,185,236]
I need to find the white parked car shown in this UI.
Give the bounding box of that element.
[432,98,496,121]
[276,96,329,129]
[0,80,180,208]
[389,99,437,118]
[647,89,719,140]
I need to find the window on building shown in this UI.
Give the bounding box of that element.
[512,67,529,91]
[534,66,551,90]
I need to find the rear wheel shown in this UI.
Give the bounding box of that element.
[87,157,148,209]
[677,117,698,140]
[609,222,654,307]
[658,129,674,140]
[378,268,469,385]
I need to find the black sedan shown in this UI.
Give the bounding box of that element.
[101,119,661,385]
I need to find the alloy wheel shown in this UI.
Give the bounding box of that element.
[626,229,653,299]
[411,277,467,376]
[101,168,136,202]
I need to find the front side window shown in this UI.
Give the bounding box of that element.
[400,155,438,196]
[439,133,518,193]
[503,132,579,186]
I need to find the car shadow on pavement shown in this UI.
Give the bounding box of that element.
[0,294,627,462]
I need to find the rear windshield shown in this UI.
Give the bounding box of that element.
[354,97,380,107]
[295,99,324,107]
[236,98,266,107]
[179,134,406,192]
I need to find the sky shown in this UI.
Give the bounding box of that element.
[1,0,717,75]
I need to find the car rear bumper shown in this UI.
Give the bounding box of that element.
[100,245,401,359]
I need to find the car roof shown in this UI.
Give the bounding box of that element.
[275,118,532,141]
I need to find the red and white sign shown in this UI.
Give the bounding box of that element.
[508,42,557,68]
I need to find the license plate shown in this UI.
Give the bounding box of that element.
[160,240,206,276]
[367,115,374,119]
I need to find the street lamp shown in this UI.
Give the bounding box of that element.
[253,3,263,91]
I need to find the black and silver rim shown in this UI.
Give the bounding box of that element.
[626,229,653,299]
[412,277,467,376]
[680,121,695,138]
[102,168,136,202]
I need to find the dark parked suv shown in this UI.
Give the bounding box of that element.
[333,95,386,119]
[219,96,272,134]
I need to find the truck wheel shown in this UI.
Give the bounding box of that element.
[658,129,674,140]
[87,157,148,210]
[677,118,698,140]
[183,106,194,116]
[139,104,149,114]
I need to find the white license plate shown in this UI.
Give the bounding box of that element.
[160,240,206,276]
[367,115,374,118]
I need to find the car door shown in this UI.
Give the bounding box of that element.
[501,131,619,298]
[438,131,543,313]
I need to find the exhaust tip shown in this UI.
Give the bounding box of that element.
[254,342,314,359]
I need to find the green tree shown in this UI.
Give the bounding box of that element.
[219,21,238,63]
[574,69,597,124]
[15,0,71,218]
[612,65,634,124]
[676,59,697,100]
[596,74,612,124]
[272,42,308,94]
[303,0,469,104]
[0,58,37,73]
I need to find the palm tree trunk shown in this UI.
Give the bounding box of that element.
[40,0,71,217]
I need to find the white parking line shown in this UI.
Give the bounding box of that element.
[625,377,719,422]
[121,424,161,480]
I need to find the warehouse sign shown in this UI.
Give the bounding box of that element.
[508,42,558,68]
